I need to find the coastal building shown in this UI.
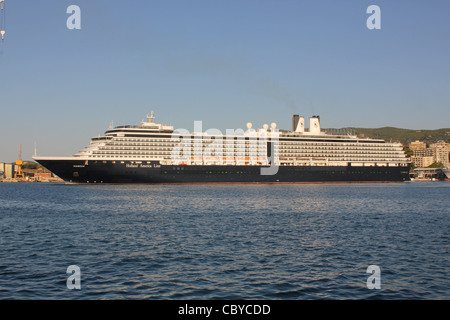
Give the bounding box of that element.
[410,156,434,168]
[409,140,427,151]
[4,163,13,178]
[413,148,434,157]
[22,168,52,180]
[429,141,450,167]
[409,139,450,168]
[412,167,446,180]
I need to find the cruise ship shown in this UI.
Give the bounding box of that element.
[33,112,411,183]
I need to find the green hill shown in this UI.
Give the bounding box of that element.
[324,127,450,146]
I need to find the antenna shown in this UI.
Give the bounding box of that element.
[148,111,155,123]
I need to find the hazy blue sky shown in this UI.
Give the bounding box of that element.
[0,0,449,161]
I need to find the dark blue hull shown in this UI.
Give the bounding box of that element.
[35,159,411,183]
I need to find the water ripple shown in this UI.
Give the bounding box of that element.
[0,182,449,299]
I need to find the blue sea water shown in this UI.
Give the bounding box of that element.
[0,182,448,300]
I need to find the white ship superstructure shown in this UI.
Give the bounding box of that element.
[72,112,409,169]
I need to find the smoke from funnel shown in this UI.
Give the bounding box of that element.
[252,77,315,114]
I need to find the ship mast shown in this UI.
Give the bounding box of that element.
[0,0,5,42]
[147,111,155,123]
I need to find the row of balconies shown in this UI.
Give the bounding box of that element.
[111,137,403,148]
[94,148,404,159]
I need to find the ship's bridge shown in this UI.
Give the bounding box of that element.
[105,111,174,135]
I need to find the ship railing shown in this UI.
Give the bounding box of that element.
[164,156,273,166]
[280,156,329,166]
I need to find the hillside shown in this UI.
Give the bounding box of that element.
[324,127,450,146]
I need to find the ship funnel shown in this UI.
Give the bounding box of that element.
[309,116,321,134]
[292,114,304,133]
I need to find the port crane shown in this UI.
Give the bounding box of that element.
[0,0,5,42]
[14,144,25,180]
